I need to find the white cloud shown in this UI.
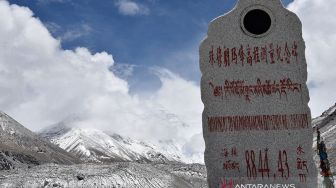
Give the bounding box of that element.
[152,68,202,130]
[61,24,92,41]
[116,0,149,16]
[45,22,92,42]
[182,133,205,162]
[110,63,136,79]
[288,0,336,117]
[0,1,203,163]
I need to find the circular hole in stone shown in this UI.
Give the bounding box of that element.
[243,9,272,36]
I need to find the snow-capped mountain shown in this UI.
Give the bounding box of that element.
[0,111,80,170]
[0,111,207,187]
[39,122,186,164]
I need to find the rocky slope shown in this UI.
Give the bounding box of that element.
[0,112,80,170]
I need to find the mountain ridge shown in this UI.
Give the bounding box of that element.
[39,122,187,164]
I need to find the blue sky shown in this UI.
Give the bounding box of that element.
[2,0,335,162]
[9,0,293,94]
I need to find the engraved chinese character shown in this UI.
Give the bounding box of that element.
[247,45,253,66]
[209,46,215,66]
[268,43,275,64]
[253,46,260,63]
[284,42,291,64]
[231,47,237,64]
[224,47,230,67]
[292,41,298,62]
[216,46,223,67]
[238,45,245,66]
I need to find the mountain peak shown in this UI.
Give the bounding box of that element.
[39,124,185,164]
[321,103,336,117]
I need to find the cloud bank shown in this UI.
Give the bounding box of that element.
[288,0,336,117]
[115,0,150,16]
[0,1,202,162]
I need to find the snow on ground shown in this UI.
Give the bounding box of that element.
[0,163,207,188]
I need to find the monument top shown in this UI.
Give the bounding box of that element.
[235,0,284,8]
[206,0,301,40]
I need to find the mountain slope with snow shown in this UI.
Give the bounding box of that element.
[39,122,186,164]
[312,103,336,152]
[0,112,80,170]
[312,103,336,187]
[312,103,336,128]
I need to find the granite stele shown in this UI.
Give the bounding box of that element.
[199,0,317,187]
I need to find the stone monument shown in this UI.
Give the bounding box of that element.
[199,0,317,187]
